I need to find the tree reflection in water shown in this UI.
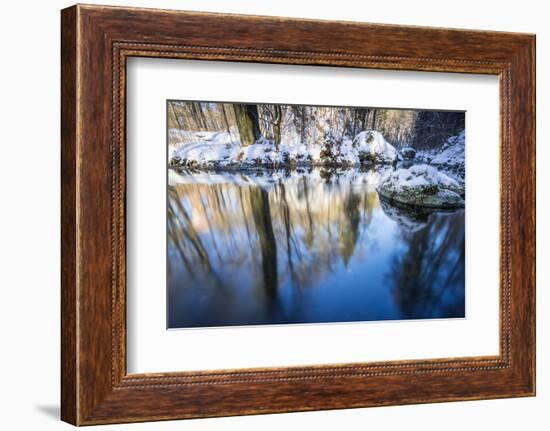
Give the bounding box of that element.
[381,200,465,319]
[249,187,278,300]
[167,166,465,328]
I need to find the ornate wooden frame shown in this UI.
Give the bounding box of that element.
[61,4,536,425]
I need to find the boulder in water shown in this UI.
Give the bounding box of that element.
[377,164,464,209]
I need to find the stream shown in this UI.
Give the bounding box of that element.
[167,166,465,328]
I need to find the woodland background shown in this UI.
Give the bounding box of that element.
[168,101,465,150]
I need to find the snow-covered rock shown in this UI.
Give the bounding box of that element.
[377,164,464,209]
[353,130,401,165]
[280,143,314,165]
[237,137,283,167]
[430,130,465,179]
[401,147,417,159]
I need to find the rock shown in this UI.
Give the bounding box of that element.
[169,154,183,167]
[401,147,417,159]
[377,164,464,209]
[353,130,401,165]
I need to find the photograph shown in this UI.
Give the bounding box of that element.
[167,101,466,329]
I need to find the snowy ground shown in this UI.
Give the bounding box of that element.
[415,130,465,181]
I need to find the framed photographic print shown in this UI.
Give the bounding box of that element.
[61,4,536,425]
[165,100,467,330]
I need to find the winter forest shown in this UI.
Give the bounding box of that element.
[167,100,466,329]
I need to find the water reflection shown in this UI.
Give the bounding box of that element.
[167,166,465,328]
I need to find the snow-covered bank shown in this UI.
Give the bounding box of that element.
[169,130,400,169]
[377,164,465,209]
[169,132,240,168]
[430,130,465,179]
[412,130,465,181]
[170,133,316,168]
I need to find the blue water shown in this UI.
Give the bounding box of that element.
[167,166,465,328]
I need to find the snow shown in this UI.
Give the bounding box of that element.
[235,136,355,167]
[168,128,185,143]
[415,150,434,164]
[353,130,400,164]
[307,145,322,162]
[318,131,360,165]
[335,137,360,165]
[170,132,240,168]
[430,130,465,178]
[237,137,283,166]
[387,164,460,189]
[280,143,314,164]
[377,164,464,209]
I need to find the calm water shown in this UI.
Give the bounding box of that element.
[167,166,465,329]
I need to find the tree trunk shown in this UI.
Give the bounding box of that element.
[273,105,282,149]
[362,109,369,130]
[220,104,232,136]
[197,103,209,130]
[301,106,306,145]
[233,104,261,147]
[191,103,207,130]
[371,109,377,129]
[168,102,186,142]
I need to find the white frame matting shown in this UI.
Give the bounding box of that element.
[126,58,500,373]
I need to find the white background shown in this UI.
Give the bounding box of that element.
[127,59,500,373]
[0,0,547,430]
